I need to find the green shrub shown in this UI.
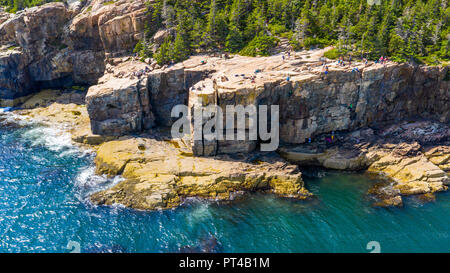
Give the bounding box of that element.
[133,40,152,59]
[324,48,346,59]
[240,35,279,57]
[302,37,330,49]
[279,31,293,39]
[268,23,287,36]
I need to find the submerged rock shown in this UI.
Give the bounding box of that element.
[372,195,403,208]
[179,235,222,253]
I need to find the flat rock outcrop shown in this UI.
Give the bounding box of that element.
[185,55,448,156]
[90,136,311,210]
[279,120,449,207]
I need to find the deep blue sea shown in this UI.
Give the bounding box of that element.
[0,110,449,253]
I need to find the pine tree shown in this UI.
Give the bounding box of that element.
[170,25,190,62]
[203,0,219,49]
[155,38,172,65]
[225,25,244,52]
[137,0,449,65]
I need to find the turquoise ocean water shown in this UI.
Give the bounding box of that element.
[0,111,448,253]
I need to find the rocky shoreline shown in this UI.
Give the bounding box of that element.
[1,90,314,210]
[279,121,449,207]
[0,1,448,210]
[1,87,448,210]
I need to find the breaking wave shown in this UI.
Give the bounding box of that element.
[74,166,124,199]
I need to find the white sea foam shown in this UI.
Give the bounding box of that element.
[75,166,103,188]
[0,109,34,127]
[186,202,212,226]
[1,109,76,156]
[2,108,126,209]
[21,126,79,156]
[74,166,124,201]
[1,108,84,157]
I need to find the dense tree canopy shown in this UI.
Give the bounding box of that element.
[0,0,58,13]
[2,0,448,66]
[144,0,449,65]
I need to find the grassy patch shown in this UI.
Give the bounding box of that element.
[71,86,85,91]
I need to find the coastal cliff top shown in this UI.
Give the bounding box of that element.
[102,46,417,99]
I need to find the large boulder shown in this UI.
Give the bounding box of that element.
[86,61,154,135]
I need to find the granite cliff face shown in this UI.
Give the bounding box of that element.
[0,0,150,106]
[0,1,448,210]
[84,54,449,156]
[1,2,447,143]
